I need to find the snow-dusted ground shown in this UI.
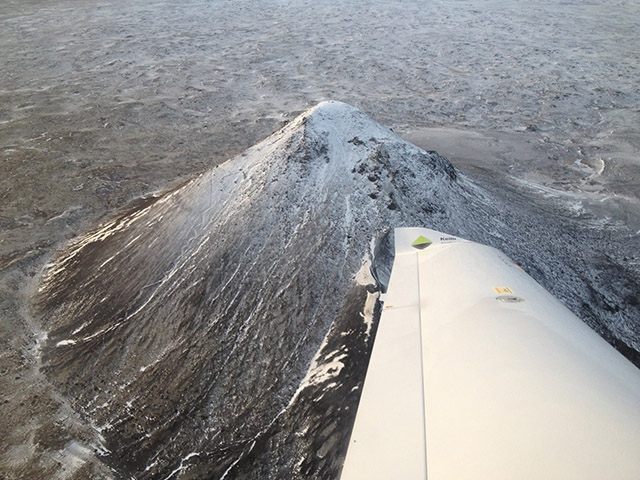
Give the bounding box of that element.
[1,1,639,478]
[2,0,639,240]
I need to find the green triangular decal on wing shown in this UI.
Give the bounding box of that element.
[412,235,432,249]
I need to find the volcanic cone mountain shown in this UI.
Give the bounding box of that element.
[36,101,639,479]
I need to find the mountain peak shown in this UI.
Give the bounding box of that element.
[303,100,362,120]
[258,102,456,189]
[37,101,468,479]
[299,100,396,153]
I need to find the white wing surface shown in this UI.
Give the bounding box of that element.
[341,227,640,480]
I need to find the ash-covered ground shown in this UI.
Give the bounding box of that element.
[1,1,639,478]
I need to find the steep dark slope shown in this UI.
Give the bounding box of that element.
[35,101,639,479]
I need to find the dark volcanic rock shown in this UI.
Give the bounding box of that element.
[36,102,467,478]
[35,102,640,479]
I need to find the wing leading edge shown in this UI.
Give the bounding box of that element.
[340,227,640,480]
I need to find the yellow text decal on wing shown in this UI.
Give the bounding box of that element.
[493,286,514,295]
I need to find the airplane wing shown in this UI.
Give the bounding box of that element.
[340,227,640,480]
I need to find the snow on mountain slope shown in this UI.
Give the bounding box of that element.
[35,101,639,479]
